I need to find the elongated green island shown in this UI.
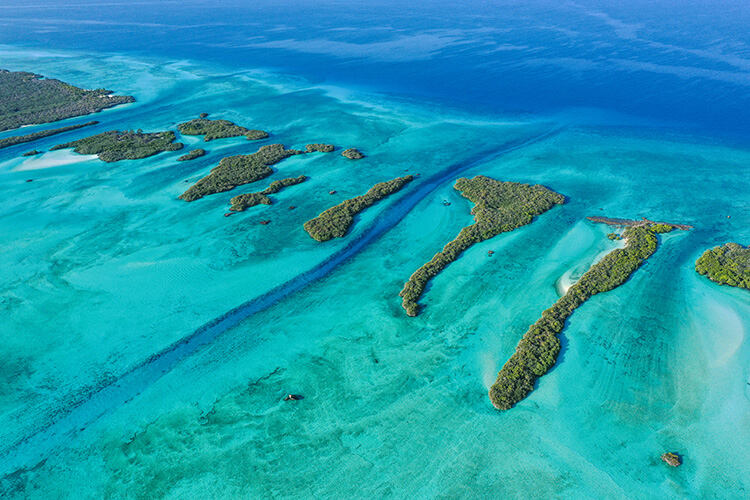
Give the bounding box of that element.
[177,117,268,141]
[399,176,565,316]
[0,121,98,150]
[488,222,677,410]
[52,130,183,162]
[695,242,749,289]
[179,144,304,201]
[0,69,134,132]
[305,143,335,153]
[304,175,413,241]
[177,149,206,161]
[229,175,307,211]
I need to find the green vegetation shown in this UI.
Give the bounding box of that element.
[0,121,98,150]
[304,175,413,241]
[650,223,675,234]
[179,144,304,202]
[177,149,206,161]
[177,117,268,141]
[0,69,134,132]
[229,192,271,210]
[229,175,307,211]
[341,148,364,160]
[22,150,41,156]
[262,175,308,194]
[399,176,565,316]
[52,130,183,162]
[306,143,335,153]
[695,242,750,289]
[488,224,671,410]
[607,233,620,240]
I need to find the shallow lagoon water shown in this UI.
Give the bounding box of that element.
[0,35,749,500]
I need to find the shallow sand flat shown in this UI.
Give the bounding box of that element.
[0,47,748,499]
[555,239,628,296]
[0,48,546,466]
[14,150,99,171]
[696,293,745,367]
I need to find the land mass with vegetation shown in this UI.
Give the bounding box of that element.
[488,222,677,410]
[177,117,268,141]
[179,144,304,201]
[52,130,183,162]
[399,176,565,316]
[695,242,749,289]
[0,69,134,132]
[177,149,206,161]
[305,144,335,153]
[587,216,693,231]
[304,175,413,241]
[229,175,307,211]
[341,148,364,160]
[0,121,98,150]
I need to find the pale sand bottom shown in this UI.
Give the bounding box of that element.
[0,49,748,499]
[14,149,98,171]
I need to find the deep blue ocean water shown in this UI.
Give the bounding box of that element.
[2,0,750,139]
[0,1,748,498]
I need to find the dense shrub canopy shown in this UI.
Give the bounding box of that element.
[399,175,565,316]
[341,148,364,160]
[303,175,413,241]
[52,130,183,162]
[177,149,206,161]
[488,224,668,410]
[0,69,134,132]
[179,144,304,201]
[0,121,98,150]
[261,175,308,195]
[695,242,749,289]
[305,144,335,153]
[229,192,272,210]
[177,118,268,141]
[229,175,307,211]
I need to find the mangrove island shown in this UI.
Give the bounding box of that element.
[177,117,268,141]
[399,176,565,317]
[229,175,308,211]
[177,149,206,161]
[488,222,678,410]
[179,144,304,202]
[695,242,749,289]
[52,130,183,162]
[303,175,413,241]
[0,121,99,150]
[305,144,335,153]
[0,69,134,132]
[341,148,364,160]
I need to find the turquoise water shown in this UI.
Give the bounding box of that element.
[1,44,749,499]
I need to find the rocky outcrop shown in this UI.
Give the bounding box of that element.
[661,452,682,467]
